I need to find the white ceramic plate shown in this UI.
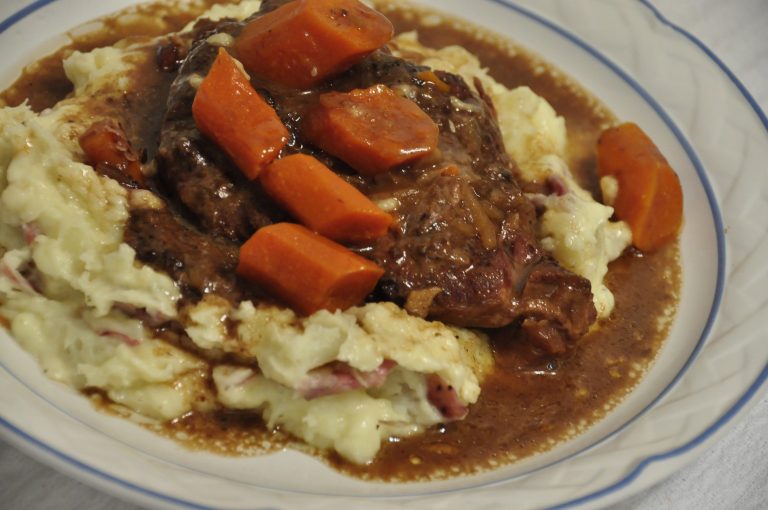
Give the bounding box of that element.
[0,0,766,508]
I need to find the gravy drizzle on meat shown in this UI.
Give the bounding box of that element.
[0,0,680,480]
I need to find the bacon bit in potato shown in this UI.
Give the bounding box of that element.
[98,330,140,347]
[21,222,40,245]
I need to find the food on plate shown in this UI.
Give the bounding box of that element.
[79,120,145,186]
[236,222,385,315]
[597,122,684,252]
[233,0,395,88]
[259,154,394,244]
[0,0,681,478]
[303,84,440,175]
[192,47,290,180]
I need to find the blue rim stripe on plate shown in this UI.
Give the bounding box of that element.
[0,419,219,510]
[0,0,761,509]
[637,0,768,138]
[0,0,58,34]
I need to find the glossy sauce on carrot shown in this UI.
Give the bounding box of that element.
[0,0,680,481]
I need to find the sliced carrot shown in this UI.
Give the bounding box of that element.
[237,223,384,315]
[192,48,289,180]
[260,154,393,244]
[303,85,439,176]
[234,0,393,89]
[79,120,144,185]
[597,122,683,252]
[416,70,451,94]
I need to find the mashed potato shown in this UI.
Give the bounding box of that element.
[212,300,492,463]
[186,297,492,463]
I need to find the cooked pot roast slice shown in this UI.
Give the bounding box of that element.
[128,6,596,350]
[330,54,597,343]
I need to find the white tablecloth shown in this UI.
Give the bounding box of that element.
[1,0,767,508]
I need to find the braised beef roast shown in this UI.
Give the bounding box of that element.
[125,2,597,353]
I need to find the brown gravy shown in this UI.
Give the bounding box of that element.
[0,0,679,481]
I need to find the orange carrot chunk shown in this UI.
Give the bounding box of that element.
[192,48,289,180]
[303,84,439,176]
[79,120,144,185]
[260,154,393,244]
[416,70,451,94]
[597,122,683,252]
[234,0,393,89]
[237,223,384,315]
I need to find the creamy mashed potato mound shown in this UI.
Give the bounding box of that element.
[185,297,491,463]
[211,304,492,464]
